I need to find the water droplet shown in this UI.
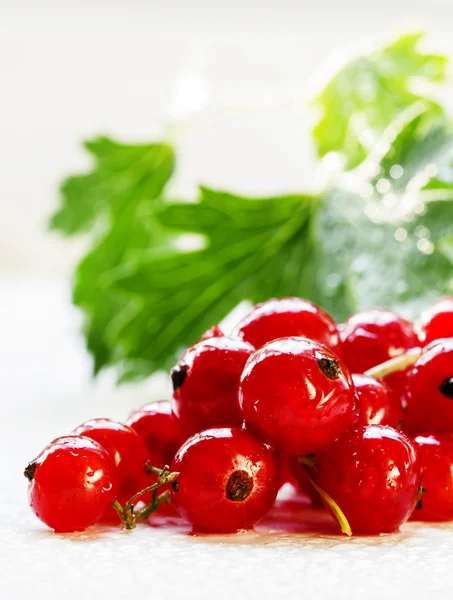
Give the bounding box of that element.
[415,226,430,239]
[395,228,408,242]
[376,179,391,194]
[417,239,434,255]
[390,165,403,180]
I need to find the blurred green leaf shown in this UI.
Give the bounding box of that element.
[50,137,174,234]
[110,188,319,376]
[50,139,175,371]
[313,32,447,169]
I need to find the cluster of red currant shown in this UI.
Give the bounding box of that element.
[25,296,453,535]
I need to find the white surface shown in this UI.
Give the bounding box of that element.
[2,277,453,600]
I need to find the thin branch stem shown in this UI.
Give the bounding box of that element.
[365,347,422,379]
[111,466,179,530]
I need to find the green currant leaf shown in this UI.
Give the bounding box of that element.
[313,32,447,169]
[109,188,320,376]
[51,139,175,372]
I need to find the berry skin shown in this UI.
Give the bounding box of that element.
[341,309,418,374]
[73,419,151,516]
[170,427,279,533]
[417,297,453,346]
[171,337,254,436]
[341,309,419,401]
[411,433,453,521]
[318,425,421,534]
[25,436,118,532]
[239,337,359,455]
[232,297,342,354]
[404,339,453,434]
[352,373,403,428]
[127,401,186,468]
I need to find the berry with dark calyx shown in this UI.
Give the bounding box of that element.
[411,433,453,521]
[127,401,187,517]
[318,425,421,534]
[341,309,418,374]
[417,297,453,346]
[405,339,453,434]
[232,297,342,354]
[73,419,151,518]
[170,427,279,533]
[26,436,118,532]
[171,336,254,436]
[239,337,359,455]
[352,373,403,428]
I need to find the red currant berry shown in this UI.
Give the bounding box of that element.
[352,373,403,428]
[318,425,421,534]
[73,419,151,517]
[411,433,453,521]
[127,401,186,468]
[417,297,453,346]
[404,339,453,434]
[25,436,118,532]
[232,297,342,353]
[341,309,418,374]
[170,427,279,533]
[171,337,254,435]
[239,337,358,455]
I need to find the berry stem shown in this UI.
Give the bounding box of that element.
[365,347,422,379]
[306,470,352,537]
[135,490,172,521]
[299,458,352,537]
[112,465,179,530]
[145,460,165,476]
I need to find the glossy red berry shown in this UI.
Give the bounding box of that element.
[25,436,118,532]
[73,419,151,516]
[341,309,418,374]
[404,339,453,434]
[239,337,358,455]
[417,297,453,346]
[411,433,453,521]
[170,427,279,533]
[352,373,403,428]
[171,337,254,435]
[318,425,421,534]
[127,401,186,468]
[232,297,342,353]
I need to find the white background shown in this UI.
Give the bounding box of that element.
[2,2,453,598]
